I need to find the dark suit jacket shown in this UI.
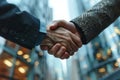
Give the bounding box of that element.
[71,0,120,44]
[0,0,46,49]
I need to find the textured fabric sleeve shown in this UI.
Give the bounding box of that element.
[71,0,120,44]
[0,0,46,49]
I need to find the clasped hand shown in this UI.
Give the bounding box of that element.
[41,20,82,59]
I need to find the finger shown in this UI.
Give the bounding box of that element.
[48,20,66,30]
[48,22,58,30]
[61,52,70,59]
[54,46,66,58]
[47,20,77,33]
[52,33,78,53]
[47,20,61,31]
[64,34,79,52]
[40,36,54,50]
[40,46,48,50]
[54,27,79,52]
[48,43,61,55]
[69,32,82,48]
[47,22,57,31]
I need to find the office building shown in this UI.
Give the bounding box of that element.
[67,0,120,80]
[0,0,52,80]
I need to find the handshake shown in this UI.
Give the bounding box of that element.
[41,20,82,59]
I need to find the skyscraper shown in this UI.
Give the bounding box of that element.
[67,0,120,80]
[0,0,52,80]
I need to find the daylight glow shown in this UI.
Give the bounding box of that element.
[49,0,70,20]
[49,0,69,75]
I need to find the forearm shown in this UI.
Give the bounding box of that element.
[71,0,120,44]
[0,0,46,49]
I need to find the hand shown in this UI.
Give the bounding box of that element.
[41,20,82,59]
[49,20,79,34]
[41,27,82,59]
[48,20,82,58]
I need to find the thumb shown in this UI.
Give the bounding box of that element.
[50,24,58,30]
[48,23,58,31]
[48,20,66,31]
[48,20,77,33]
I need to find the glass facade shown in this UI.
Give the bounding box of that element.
[67,0,120,80]
[0,0,52,80]
[1,0,120,80]
[0,41,32,80]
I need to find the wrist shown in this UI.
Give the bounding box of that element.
[70,21,87,44]
[69,22,81,40]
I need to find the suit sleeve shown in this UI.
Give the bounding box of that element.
[0,0,46,49]
[71,0,120,44]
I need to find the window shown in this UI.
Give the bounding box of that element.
[5,40,17,49]
[0,52,13,79]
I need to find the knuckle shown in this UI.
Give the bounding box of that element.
[66,38,71,42]
[59,20,66,24]
[61,46,66,51]
[61,42,67,47]
[56,43,61,47]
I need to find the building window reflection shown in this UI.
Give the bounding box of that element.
[14,60,29,80]
[0,51,13,79]
[5,41,17,49]
[0,51,30,80]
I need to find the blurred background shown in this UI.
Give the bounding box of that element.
[0,0,120,80]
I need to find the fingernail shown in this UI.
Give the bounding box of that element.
[56,43,61,47]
